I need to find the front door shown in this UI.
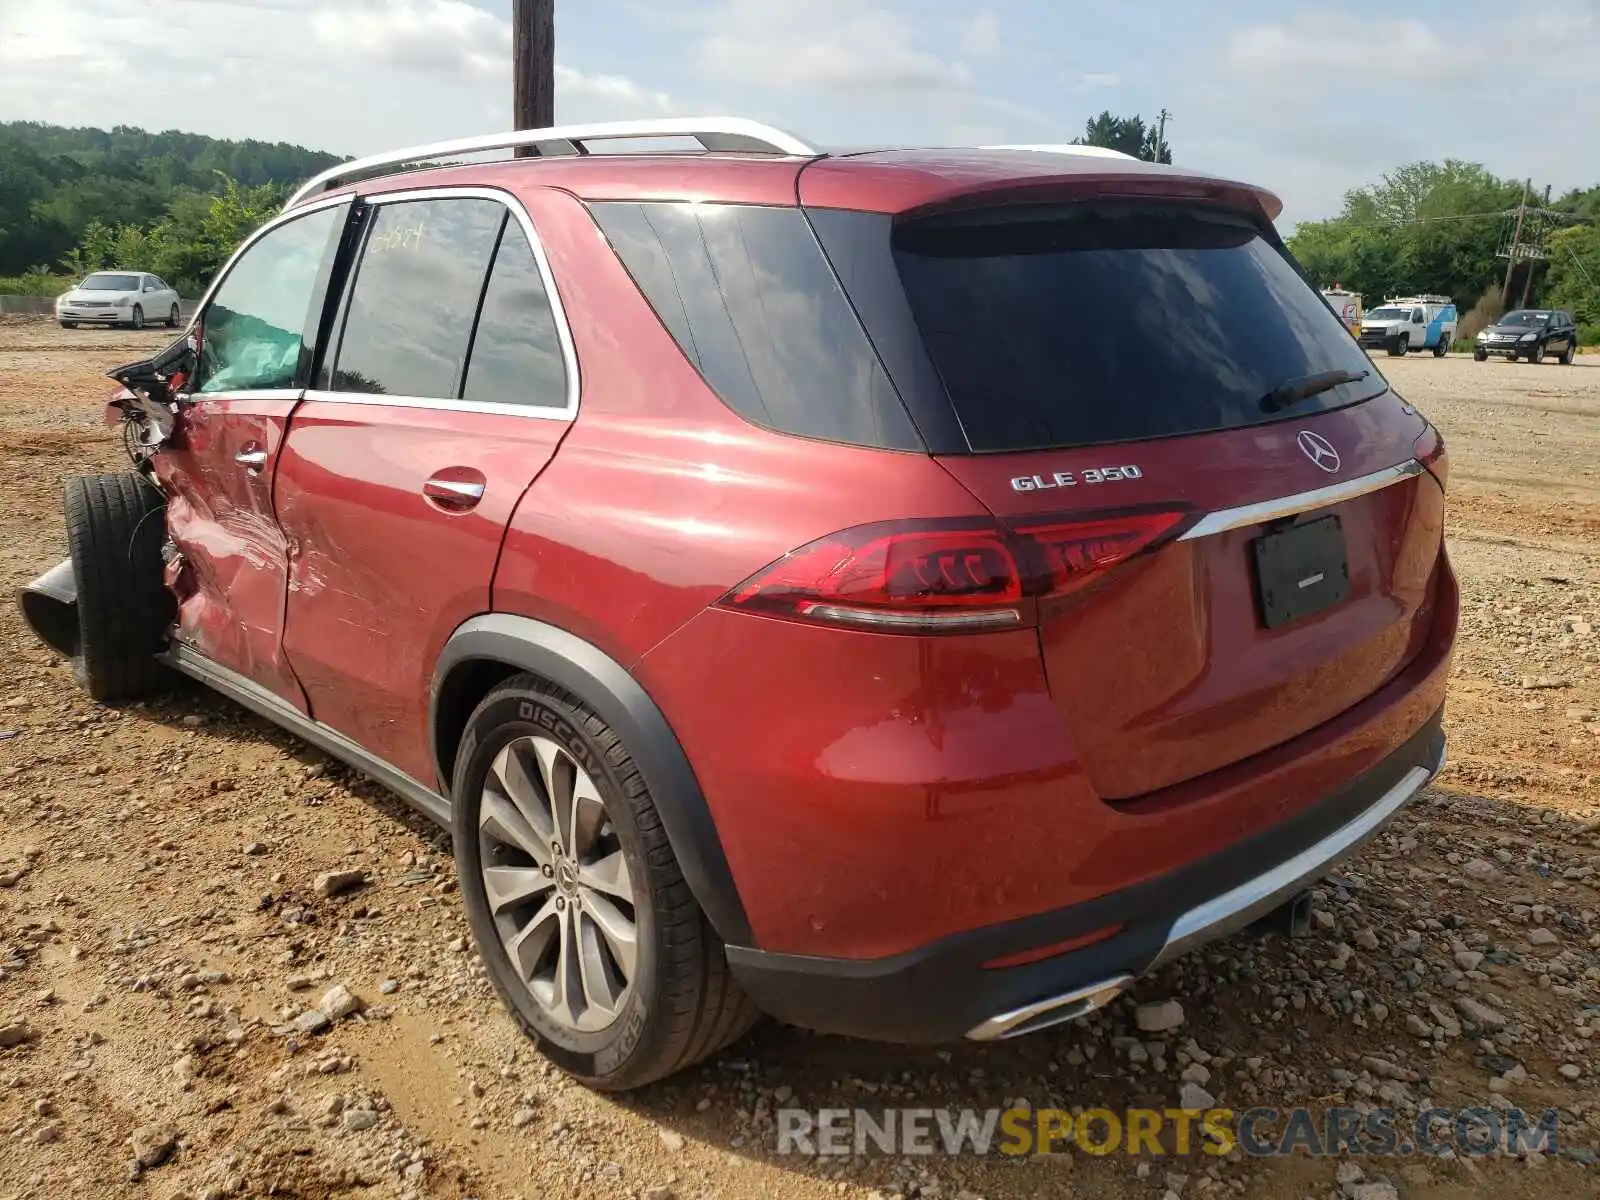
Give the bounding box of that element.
[156,201,350,708]
[277,191,575,784]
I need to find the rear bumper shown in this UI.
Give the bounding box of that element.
[727,707,1444,1043]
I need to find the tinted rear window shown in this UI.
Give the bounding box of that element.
[591,201,921,451]
[887,204,1383,452]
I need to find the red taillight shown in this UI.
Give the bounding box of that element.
[718,506,1195,634]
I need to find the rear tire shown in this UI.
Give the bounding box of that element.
[452,674,758,1091]
[59,321,76,330]
[1561,341,1577,365]
[1473,348,1487,362]
[166,304,180,329]
[1433,335,1449,357]
[63,472,173,703]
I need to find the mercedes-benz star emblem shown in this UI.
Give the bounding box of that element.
[1296,430,1341,474]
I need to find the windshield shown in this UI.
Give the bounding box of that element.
[1500,311,1549,327]
[1365,307,1409,321]
[80,273,140,292]
[883,202,1384,451]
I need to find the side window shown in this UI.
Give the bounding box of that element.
[330,198,505,398]
[195,205,344,395]
[591,201,919,450]
[461,220,568,408]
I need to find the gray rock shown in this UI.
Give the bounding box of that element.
[129,1123,179,1168]
[1527,927,1559,946]
[659,1129,685,1153]
[0,1021,34,1047]
[34,1122,62,1145]
[1354,928,1380,951]
[318,984,364,1020]
[511,1107,537,1128]
[1178,1082,1216,1110]
[379,979,400,995]
[343,1108,379,1132]
[1347,1183,1399,1200]
[1462,858,1497,880]
[1454,997,1508,1032]
[1558,1064,1582,1081]
[314,870,366,898]
[1335,1161,1365,1186]
[1135,1000,1185,1033]
[293,1009,331,1035]
[1454,950,1485,971]
[1180,1063,1211,1085]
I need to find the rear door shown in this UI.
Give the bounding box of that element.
[817,199,1445,799]
[276,189,575,785]
[156,200,350,708]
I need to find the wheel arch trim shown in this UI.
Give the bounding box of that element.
[430,613,755,947]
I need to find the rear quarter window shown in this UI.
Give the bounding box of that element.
[590,201,921,451]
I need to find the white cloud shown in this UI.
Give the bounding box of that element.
[1226,13,1481,83]
[1174,8,1600,225]
[311,0,508,78]
[1080,72,1121,90]
[0,0,682,154]
[961,12,1002,59]
[695,0,970,93]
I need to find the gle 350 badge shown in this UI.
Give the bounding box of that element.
[1010,464,1144,492]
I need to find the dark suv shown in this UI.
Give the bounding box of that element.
[1474,308,1580,363]
[20,118,1455,1090]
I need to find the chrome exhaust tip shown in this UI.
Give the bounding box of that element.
[17,558,79,658]
[965,974,1133,1041]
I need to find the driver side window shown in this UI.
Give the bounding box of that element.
[194,206,344,395]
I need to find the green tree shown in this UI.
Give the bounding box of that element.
[1545,223,1600,342]
[1287,161,1535,310]
[1074,111,1170,163]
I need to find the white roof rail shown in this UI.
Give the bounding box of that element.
[284,117,821,211]
[981,143,1137,161]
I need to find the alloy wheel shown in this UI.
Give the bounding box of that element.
[477,734,638,1033]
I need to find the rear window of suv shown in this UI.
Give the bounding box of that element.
[837,202,1384,453]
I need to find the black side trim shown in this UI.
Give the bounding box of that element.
[162,644,450,827]
[430,614,754,946]
[725,706,1444,1043]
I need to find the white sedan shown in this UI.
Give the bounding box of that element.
[57,273,182,330]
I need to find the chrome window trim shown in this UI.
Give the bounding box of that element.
[1179,459,1424,540]
[317,185,580,422]
[301,389,571,421]
[187,388,304,403]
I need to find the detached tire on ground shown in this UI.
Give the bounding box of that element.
[452,673,758,1091]
[63,472,174,703]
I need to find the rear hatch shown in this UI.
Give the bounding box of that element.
[807,190,1445,799]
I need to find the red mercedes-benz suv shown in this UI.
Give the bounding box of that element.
[19,119,1454,1090]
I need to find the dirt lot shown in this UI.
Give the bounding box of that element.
[1,318,1597,1200]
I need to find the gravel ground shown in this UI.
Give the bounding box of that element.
[1,319,1597,1200]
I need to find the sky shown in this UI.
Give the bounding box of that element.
[0,0,1595,227]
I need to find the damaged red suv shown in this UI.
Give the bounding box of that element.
[19,119,1454,1090]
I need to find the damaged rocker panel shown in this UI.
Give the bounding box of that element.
[161,642,451,828]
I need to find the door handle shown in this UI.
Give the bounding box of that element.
[423,475,486,511]
[235,446,268,471]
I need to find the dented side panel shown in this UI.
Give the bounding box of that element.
[152,396,308,711]
[275,400,564,786]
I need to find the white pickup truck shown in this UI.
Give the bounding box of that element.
[1357,295,1457,357]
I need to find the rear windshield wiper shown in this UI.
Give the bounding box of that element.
[1259,368,1370,414]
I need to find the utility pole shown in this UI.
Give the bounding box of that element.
[1501,177,1529,310]
[512,0,554,132]
[1155,107,1171,164]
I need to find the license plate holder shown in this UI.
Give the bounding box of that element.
[1252,515,1349,628]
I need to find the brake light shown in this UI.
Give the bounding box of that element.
[1414,422,1448,488]
[718,506,1195,634]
